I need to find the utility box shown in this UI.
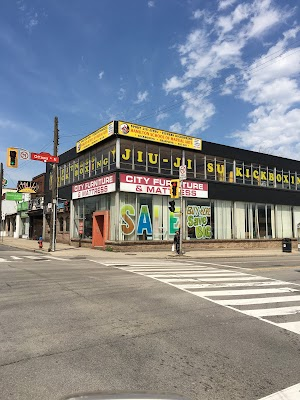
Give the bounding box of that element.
[282,238,292,253]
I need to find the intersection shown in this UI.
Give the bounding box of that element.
[0,244,299,400]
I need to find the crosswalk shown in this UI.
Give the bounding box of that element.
[0,255,69,262]
[102,260,300,336]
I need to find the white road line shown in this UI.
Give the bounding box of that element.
[276,321,300,335]
[23,255,44,259]
[257,383,300,399]
[10,256,23,260]
[45,256,71,261]
[218,295,300,306]
[0,258,6,262]
[193,276,270,281]
[178,281,286,289]
[244,305,300,317]
[191,288,298,297]
[148,273,247,278]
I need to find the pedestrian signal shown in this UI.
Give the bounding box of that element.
[170,179,180,198]
[168,200,175,213]
[6,148,19,168]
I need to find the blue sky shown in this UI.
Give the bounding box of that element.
[1,0,300,188]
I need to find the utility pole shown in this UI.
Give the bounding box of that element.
[48,117,59,252]
[0,163,3,242]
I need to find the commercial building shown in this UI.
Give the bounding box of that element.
[46,120,300,250]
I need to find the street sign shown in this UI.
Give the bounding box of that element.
[20,150,30,160]
[2,178,7,187]
[5,192,23,201]
[179,165,187,181]
[30,152,59,163]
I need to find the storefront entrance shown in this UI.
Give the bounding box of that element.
[92,211,110,248]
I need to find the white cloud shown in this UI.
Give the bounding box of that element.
[17,0,41,32]
[170,122,183,133]
[218,0,237,11]
[134,90,149,104]
[163,76,190,93]
[163,0,297,147]
[148,1,155,8]
[156,112,168,122]
[98,71,104,80]
[118,88,126,100]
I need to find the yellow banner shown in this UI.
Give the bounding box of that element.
[76,122,114,153]
[118,121,202,151]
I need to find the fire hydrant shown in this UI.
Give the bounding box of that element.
[38,236,43,249]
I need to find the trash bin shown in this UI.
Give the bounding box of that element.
[282,238,292,253]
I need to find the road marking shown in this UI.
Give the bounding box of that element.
[276,321,300,335]
[0,258,6,262]
[244,305,300,317]
[10,256,23,260]
[258,382,300,399]
[192,287,297,297]
[111,261,300,336]
[218,295,300,306]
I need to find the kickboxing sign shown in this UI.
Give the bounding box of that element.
[120,173,208,198]
[72,173,116,199]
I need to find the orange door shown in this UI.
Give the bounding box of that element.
[92,211,109,248]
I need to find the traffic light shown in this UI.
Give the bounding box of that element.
[168,200,175,212]
[170,179,180,198]
[6,148,19,168]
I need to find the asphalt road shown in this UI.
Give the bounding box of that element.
[0,247,299,400]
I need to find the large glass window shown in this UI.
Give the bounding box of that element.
[214,200,232,239]
[147,143,159,173]
[120,139,133,169]
[206,157,215,180]
[134,142,147,172]
[195,154,205,180]
[72,194,109,239]
[160,146,171,175]
[186,200,212,239]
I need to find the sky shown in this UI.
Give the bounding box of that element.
[1,0,300,188]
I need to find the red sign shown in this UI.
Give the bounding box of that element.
[30,152,59,163]
[72,173,116,199]
[120,173,208,198]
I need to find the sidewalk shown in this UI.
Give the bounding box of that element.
[1,236,299,260]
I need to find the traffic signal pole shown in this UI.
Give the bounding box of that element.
[48,117,59,252]
[0,163,3,242]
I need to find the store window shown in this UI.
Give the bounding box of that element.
[120,139,133,169]
[226,161,234,183]
[214,200,232,239]
[186,200,212,239]
[172,148,183,176]
[134,142,147,172]
[147,143,159,173]
[235,161,244,184]
[72,194,109,239]
[206,157,216,181]
[65,217,70,232]
[185,151,195,179]
[160,146,171,175]
[195,154,205,180]
[216,157,225,182]
[59,217,64,232]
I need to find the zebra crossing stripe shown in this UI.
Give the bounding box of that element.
[192,287,297,297]
[217,295,300,306]
[244,305,300,317]
[276,321,300,335]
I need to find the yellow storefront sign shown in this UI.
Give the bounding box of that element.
[76,122,114,153]
[118,121,202,151]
